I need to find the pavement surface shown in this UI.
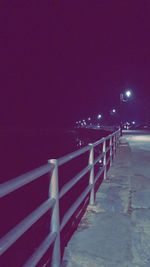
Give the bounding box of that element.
[62,134,150,267]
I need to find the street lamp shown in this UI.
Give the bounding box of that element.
[97,114,102,119]
[110,108,116,115]
[119,89,133,135]
[125,90,132,98]
[120,89,132,102]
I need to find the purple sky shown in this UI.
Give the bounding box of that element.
[1,1,150,127]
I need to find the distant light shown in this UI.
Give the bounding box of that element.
[97,114,102,119]
[125,90,132,98]
[76,121,78,124]
[132,121,135,124]
[110,109,117,116]
[88,117,91,121]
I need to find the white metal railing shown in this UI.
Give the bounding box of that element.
[0,129,120,267]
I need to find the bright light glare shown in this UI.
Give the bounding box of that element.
[88,117,91,121]
[97,114,102,119]
[125,90,132,97]
[112,109,116,113]
[132,121,135,124]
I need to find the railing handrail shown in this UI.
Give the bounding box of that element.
[23,232,57,267]
[1,128,121,267]
[0,163,53,198]
[57,145,90,166]
[57,131,119,166]
[59,164,92,199]
[0,198,55,255]
[60,185,92,231]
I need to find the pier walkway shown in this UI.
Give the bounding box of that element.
[63,134,150,267]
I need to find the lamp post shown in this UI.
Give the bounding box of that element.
[109,109,117,127]
[120,89,132,102]
[120,89,133,135]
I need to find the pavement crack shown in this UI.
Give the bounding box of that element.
[127,189,133,215]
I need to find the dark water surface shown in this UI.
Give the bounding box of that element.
[1,128,111,183]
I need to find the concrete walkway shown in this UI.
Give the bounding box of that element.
[63,135,150,267]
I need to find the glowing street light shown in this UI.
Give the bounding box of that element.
[110,108,117,116]
[111,108,116,114]
[97,114,102,119]
[125,90,132,98]
[120,89,133,102]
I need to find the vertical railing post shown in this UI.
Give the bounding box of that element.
[117,129,120,146]
[48,159,61,267]
[110,136,113,166]
[102,139,107,180]
[89,144,95,205]
[113,134,116,159]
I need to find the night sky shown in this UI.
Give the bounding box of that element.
[1,0,150,128]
